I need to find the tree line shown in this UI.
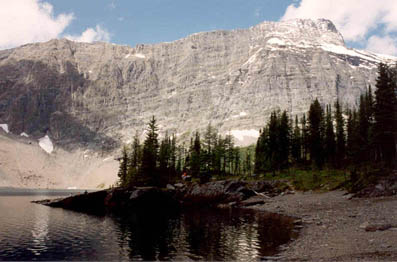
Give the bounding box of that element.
[254,62,397,175]
[117,118,254,187]
[118,62,396,187]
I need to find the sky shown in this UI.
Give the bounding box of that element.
[0,0,397,56]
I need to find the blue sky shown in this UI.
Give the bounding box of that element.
[1,0,397,56]
[45,0,293,46]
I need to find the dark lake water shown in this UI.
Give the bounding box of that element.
[0,191,297,261]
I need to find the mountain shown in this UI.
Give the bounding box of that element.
[0,18,395,188]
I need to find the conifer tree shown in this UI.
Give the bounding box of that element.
[334,99,345,167]
[278,111,290,169]
[324,105,336,166]
[374,63,397,166]
[291,115,302,164]
[268,111,279,174]
[118,145,129,186]
[189,131,201,178]
[254,129,266,174]
[308,99,324,169]
[127,131,141,185]
[301,114,309,163]
[141,116,159,185]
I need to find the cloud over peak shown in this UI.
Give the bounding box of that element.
[0,0,110,50]
[281,0,397,56]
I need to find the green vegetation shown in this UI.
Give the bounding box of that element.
[117,119,254,188]
[118,63,397,191]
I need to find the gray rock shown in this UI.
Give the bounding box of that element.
[166,184,175,190]
[0,18,394,151]
[174,183,185,188]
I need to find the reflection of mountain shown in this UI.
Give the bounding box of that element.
[113,208,296,261]
[29,201,50,256]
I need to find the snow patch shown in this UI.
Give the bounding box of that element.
[242,48,263,67]
[134,53,146,59]
[125,54,131,58]
[38,135,54,154]
[267,38,286,46]
[320,44,381,63]
[103,157,112,162]
[67,187,77,190]
[231,112,248,118]
[20,132,29,137]
[0,124,9,133]
[230,129,259,142]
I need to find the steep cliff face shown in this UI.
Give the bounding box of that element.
[0,18,394,149]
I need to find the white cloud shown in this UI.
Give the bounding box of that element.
[366,35,397,55]
[0,0,111,50]
[65,25,110,43]
[281,0,397,55]
[0,0,73,49]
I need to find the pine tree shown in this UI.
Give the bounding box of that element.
[118,145,129,187]
[127,132,141,185]
[374,63,397,166]
[324,105,336,167]
[254,128,266,174]
[278,111,290,169]
[291,115,302,164]
[308,99,324,169]
[267,111,279,174]
[141,116,159,185]
[334,99,345,168]
[189,131,201,179]
[159,132,171,181]
[301,114,309,164]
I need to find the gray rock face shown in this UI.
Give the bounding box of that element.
[0,18,394,148]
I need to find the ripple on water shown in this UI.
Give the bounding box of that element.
[0,194,297,261]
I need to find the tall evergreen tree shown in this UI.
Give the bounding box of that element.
[118,145,129,186]
[254,128,266,174]
[189,131,201,179]
[291,115,302,164]
[334,99,345,168]
[324,105,336,166]
[141,116,160,185]
[301,114,309,163]
[127,131,141,185]
[308,99,324,169]
[374,63,397,166]
[278,111,291,169]
[267,111,280,174]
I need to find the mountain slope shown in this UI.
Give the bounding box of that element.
[0,18,394,150]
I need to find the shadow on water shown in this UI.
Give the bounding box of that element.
[112,208,298,261]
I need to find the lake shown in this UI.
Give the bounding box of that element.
[0,190,297,261]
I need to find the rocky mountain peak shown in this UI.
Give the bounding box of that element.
[0,18,395,150]
[253,18,345,48]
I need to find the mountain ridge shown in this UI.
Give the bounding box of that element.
[0,18,395,150]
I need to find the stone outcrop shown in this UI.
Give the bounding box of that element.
[32,179,285,213]
[0,18,395,150]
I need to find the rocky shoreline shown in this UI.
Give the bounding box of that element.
[250,191,397,261]
[33,179,397,261]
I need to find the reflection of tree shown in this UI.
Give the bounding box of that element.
[256,212,297,257]
[183,208,224,260]
[113,208,296,261]
[115,210,178,261]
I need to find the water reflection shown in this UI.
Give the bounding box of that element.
[29,202,50,256]
[0,195,297,261]
[113,208,297,261]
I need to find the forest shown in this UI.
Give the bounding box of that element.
[117,63,397,189]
